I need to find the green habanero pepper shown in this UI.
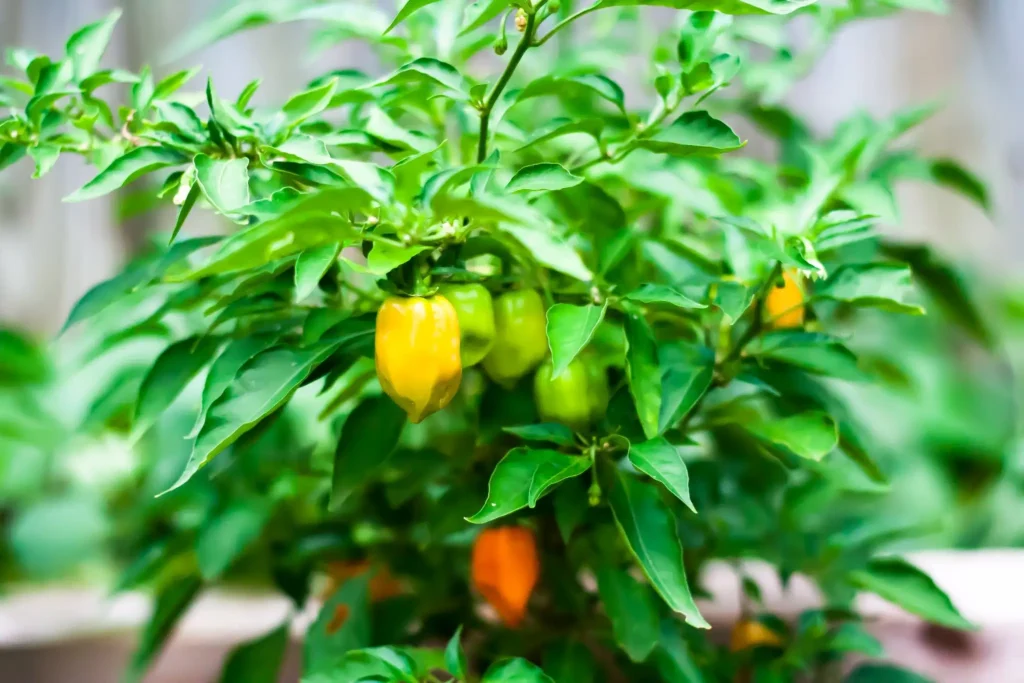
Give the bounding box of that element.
[534,359,592,432]
[482,289,547,385]
[439,283,496,367]
[586,360,610,422]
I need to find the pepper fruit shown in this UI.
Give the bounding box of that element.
[730,619,784,652]
[482,289,548,385]
[586,360,610,422]
[765,269,805,328]
[439,283,496,368]
[325,559,405,602]
[534,359,593,431]
[375,295,462,423]
[471,526,539,628]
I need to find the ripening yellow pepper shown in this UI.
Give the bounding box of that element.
[375,295,462,423]
[765,269,806,328]
[471,526,539,628]
[730,619,784,652]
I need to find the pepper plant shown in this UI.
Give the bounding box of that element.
[0,0,988,681]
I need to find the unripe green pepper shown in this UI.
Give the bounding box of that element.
[482,289,547,385]
[439,284,496,367]
[586,361,610,422]
[534,359,592,431]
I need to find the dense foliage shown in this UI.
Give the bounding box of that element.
[0,0,999,681]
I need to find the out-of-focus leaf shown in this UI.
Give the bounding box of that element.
[65,146,187,202]
[197,499,270,580]
[219,622,290,683]
[849,557,975,630]
[596,565,660,661]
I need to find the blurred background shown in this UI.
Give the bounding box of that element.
[2,0,1023,681]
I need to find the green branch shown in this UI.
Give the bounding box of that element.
[477,9,539,163]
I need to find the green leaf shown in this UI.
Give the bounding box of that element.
[849,557,974,630]
[65,9,122,80]
[827,622,884,658]
[194,154,251,214]
[482,659,555,683]
[295,243,341,300]
[28,144,60,178]
[126,577,203,683]
[281,78,336,131]
[366,242,429,276]
[751,332,865,381]
[596,0,817,14]
[331,395,408,509]
[546,303,606,379]
[626,284,706,310]
[305,575,372,675]
[498,224,593,282]
[167,338,358,492]
[745,411,838,461]
[369,58,469,99]
[197,499,269,580]
[467,447,591,524]
[817,263,923,314]
[10,496,108,576]
[628,437,696,513]
[65,146,187,202]
[879,0,948,14]
[845,664,936,683]
[386,0,445,33]
[517,119,604,153]
[134,336,221,433]
[444,627,468,681]
[176,188,368,279]
[624,310,662,440]
[503,423,577,448]
[170,182,201,244]
[187,335,279,439]
[636,111,743,157]
[543,641,598,683]
[219,623,290,683]
[658,344,714,433]
[461,0,508,34]
[653,622,706,683]
[206,78,252,137]
[595,566,660,662]
[153,66,202,100]
[506,163,584,193]
[520,74,626,113]
[607,469,708,628]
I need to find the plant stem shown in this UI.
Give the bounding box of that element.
[477,9,538,163]
[533,3,603,46]
[572,91,679,173]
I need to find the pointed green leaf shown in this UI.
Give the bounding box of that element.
[65,146,187,202]
[305,575,372,675]
[126,577,203,683]
[607,469,708,628]
[499,224,593,282]
[658,344,714,433]
[366,242,429,276]
[386,0,445,33]
[520,74,626,112]
[542,641,598,683]
[624,309,662,440]
[444,627,468,681]
[66,9,122,80]
[628,437,696,513]
[281,78,336,130]
[467,447,591,524]
[482,659,554,683]
[503,423,577,448]
[506,163,584,193]
[219,623,290,683]
[817,263,923,314]
[626,284,706,310]
[134,336,222,433]
[187,335,279,439]
[596,566,660,662]
[850,557,974,631]
[331,396,408,509]
[197,499,269,580]
[546,303,606,379]
[295,243,341,300]
[745,411,838,461]
[636,111,743,157]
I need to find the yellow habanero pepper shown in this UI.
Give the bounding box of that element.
[730,619,784,652]
[375,295,462,423]
[471,526,539,628]
[765,269,806,328]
